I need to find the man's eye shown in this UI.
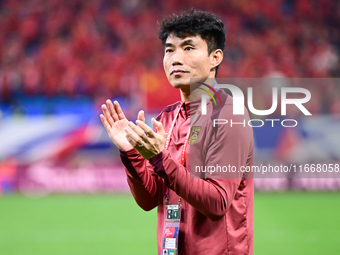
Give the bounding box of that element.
[185,46,194,51]
[165,49,173,53]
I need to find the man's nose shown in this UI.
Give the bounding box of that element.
[172,50,183,66]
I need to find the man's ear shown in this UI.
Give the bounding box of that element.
[210,49,223,71]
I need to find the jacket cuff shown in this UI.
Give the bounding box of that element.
[149,150,170,187]
[119,148,139,157]
[119,148,141,181]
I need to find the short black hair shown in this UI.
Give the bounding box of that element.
[159,9,226,75]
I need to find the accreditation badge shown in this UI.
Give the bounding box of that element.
[161,204,182,255]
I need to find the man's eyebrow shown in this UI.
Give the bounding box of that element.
[165,43,174,48]
[164,39,197,48]
[180,39,196,46]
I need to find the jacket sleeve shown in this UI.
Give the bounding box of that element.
[148,113,253,221]
[120,148,159,211]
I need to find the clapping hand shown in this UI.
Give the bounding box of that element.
[100,100,166,160]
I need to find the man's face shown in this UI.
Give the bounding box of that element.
[163,34,215,89]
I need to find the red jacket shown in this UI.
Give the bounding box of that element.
[120,90,254,254]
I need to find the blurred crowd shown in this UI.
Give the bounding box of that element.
[0,0,340,113]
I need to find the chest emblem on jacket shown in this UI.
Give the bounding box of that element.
[189,126,201,144]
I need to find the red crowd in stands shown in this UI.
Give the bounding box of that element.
[0,0,339,113]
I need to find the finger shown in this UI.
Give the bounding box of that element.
[100,114,112,132]
[125,134,137,147]
[128,121,149,141]
[136,120,155,138]
[101,104,114,127]
[137,110,145,123]
[152,118,166,136]
[106,99,119,122]
[114,101,127,120]
[125,126,144,145]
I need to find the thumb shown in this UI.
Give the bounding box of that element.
[152,118,166,136]
[137,110,145,123]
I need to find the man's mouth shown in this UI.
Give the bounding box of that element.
[170,70,188,76]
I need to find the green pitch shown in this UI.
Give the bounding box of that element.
[0,192,339,255]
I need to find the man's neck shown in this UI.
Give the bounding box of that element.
[180,87,190,102]
[179,77,217,102]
